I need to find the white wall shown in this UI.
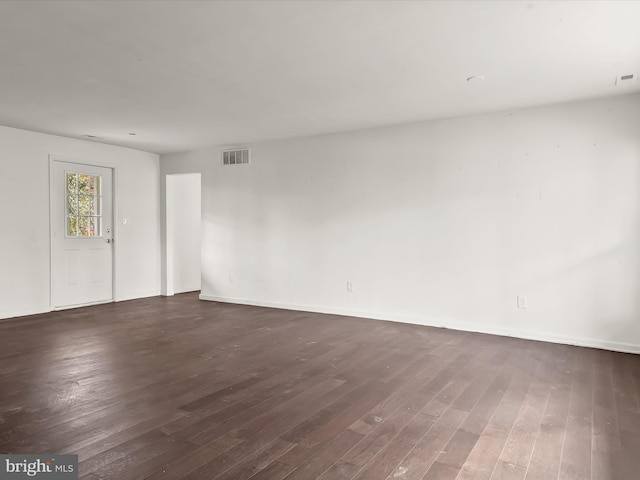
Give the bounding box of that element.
[163,93,640,353]
[0,125,161,319]
[166,173,201,294]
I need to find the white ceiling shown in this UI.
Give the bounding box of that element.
[0,0,639,154]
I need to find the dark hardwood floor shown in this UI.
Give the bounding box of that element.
[1,293,639,479]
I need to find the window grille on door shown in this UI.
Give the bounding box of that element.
[66,172,102,237]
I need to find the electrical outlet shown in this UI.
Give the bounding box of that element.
[229,273,235,283]
[346,281,353,293]
[517,296,527,309]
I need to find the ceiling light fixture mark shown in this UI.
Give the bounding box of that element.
[615,73,637,85]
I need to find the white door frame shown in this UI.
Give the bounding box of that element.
[49,155,119,309]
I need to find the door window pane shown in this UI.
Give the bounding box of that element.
[66,172,102,237]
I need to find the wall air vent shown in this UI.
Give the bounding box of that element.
[222,148,251,166]
[615,74,637,86]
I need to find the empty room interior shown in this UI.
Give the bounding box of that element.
[1,1,640,479]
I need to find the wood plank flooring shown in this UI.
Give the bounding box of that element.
[1,293,639,479]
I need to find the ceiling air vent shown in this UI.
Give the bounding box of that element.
[222,148,250,166]
[615,74,637,86]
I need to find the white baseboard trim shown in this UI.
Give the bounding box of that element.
[53,299,114,311]
[0,306,51,321]
[199,294,640,355]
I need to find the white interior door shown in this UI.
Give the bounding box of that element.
[51,160,114,309]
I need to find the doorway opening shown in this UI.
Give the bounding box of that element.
[164,173,201,295]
